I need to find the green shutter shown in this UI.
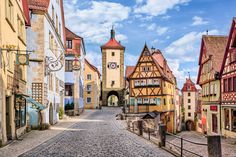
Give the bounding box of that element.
[156,98,161,105]
[130,98,135,105]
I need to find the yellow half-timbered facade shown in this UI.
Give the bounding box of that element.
[127,44,176,133]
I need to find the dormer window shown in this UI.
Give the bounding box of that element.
[66,40,72,49]
[112,52,115,56]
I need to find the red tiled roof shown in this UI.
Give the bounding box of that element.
[22,0,31,26]
[27,0,50,11]
[197,35,228,84]
[85,59,101,78]
[65,27,81,39]
[101,38,124,50]
[125,66,135,78]
[181,78,197,92]
[220,18,236,75]
[152,50,175,82]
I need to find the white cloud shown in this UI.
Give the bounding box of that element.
[125,53,139,66]
[192,16,209,26]
[134,0,191,17]
[142,23,168,35]
[64,1,131,44]
[165,29,219,61]
[161,15,171,20]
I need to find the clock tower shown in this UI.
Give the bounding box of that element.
[101,28,125,106]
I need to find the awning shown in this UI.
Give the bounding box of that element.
[23,96,46,110]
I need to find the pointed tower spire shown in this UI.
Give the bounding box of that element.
[188,72,191,79]
[111,25,115,39]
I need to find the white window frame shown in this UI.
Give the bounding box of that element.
[143,98,149,104]
[137,98,142,104]
[87,97,92,103]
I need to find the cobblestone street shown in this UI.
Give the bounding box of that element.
[0,107,173,157]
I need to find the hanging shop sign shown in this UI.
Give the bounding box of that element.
[45,53,64,75]
[16,53,29,65]
[72,56,81,71]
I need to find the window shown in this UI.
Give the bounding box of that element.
[65,60,73,72]
[150,98,155,104]
[234,77,236,92]
[187,86,190,90]
[52,5,54,23]
[65,84,73,96]
[153,79,160,86]
[164,98,166,105]
[15,96,26,128]
[87,74,91,80]
[147,79,152,85]
[188,92,191,96]
[210,84,214,95]
[87,97,92,103]
[188,99,191,103]
[188,112,191,117]
[137,98,142,104]
[156,98,161,105]
[32,83,43,103]
[224,109,230,130]
[130,97,135,105]
[49,32,54,50]
[134,80,140,87]
[17,16,24,41]
[228,78,233,92]
[140,80,146,86]
[111,81,115,86]
[56,15,58,32]
[66,40,72,49]
[112,52,115,56]
[6,0,14,28]
[143,98,149,104]
[143,66,150,72]
[87,85,92,91]
[188,105,191,109]
[214,84,217,95]
[224,79,228,92]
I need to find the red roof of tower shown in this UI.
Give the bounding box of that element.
[101,28,125,50]
[181,78,197,92]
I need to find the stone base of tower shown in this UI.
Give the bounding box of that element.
[102,89,124,107]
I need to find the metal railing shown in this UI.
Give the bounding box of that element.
[165,132,207,157]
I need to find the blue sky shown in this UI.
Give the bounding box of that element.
[64,0,236,88]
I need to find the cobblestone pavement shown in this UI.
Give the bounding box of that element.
[5,107,173,157]
[166,131,236,157]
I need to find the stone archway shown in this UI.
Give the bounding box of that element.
[102,90,124,107]
[185,120,194,131]
[107,91,119,106]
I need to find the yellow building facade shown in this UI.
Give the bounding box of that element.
[0,0,30,145]
[84,59,101,109]
[127,45,176,133]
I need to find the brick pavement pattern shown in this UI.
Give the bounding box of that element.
[16,107,173,157]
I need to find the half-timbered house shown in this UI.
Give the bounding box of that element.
[127,44,176,133]
[197,35,228,135]
[220,18,236,138]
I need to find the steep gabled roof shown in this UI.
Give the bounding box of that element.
[197,35,228,84]
[220,18,236,76]
[152,49,175,82]
[85,59,101,78]
[28,0,50,11]
[181,78,197,92]
[128,44,175,84]
[125,66,135,78]
[65,27,82,39]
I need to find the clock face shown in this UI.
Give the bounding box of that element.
[110,62,117,69]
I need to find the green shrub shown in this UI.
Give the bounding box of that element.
[59,106,64,119]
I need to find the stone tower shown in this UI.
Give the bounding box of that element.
[101,28,125,106]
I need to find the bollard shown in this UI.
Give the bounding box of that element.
[207,135,222,157]
[137,120,143,136]
[159,124,167,147]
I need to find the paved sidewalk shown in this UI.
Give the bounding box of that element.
[0,112,89,157]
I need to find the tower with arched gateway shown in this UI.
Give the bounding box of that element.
[101,28,125,106]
